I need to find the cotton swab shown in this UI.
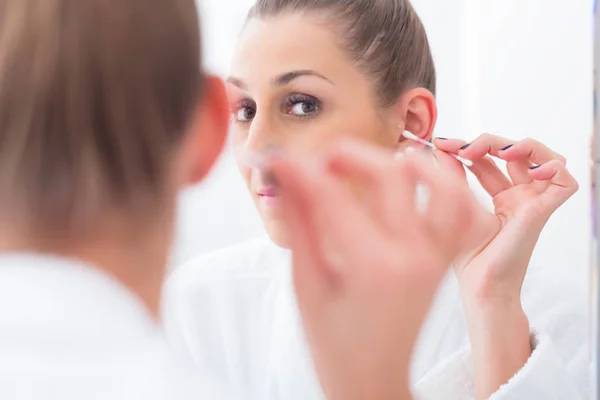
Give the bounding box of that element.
[401,131,473,167]
[235,133,475,169]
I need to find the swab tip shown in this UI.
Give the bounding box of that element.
[456,155,473,167]
[402,130,419,141]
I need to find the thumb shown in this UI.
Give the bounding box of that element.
[529,159,579,210]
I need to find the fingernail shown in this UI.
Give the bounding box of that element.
[529,165,541,170]
[405,146,416,153]
[460,143,471,150]
[500,144,514,151]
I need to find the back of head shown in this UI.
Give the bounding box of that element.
[0,0,201,234]
[249,0,436,106]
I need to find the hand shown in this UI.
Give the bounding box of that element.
[434,134,579,399]
[268,140,485,400]
[434,134,578,303]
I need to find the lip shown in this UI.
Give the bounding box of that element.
[257,186,277,197]
[257,186,279,208]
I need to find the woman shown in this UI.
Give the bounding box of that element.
[163,0,586,399]
[0,0,231,398]
[0,0,481,399]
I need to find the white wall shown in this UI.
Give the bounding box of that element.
[476,0,592,278]
[171,0,593,281]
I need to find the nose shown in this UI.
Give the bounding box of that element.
[244,114,279,156]
[242,116,281,187]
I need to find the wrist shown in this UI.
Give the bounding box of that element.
[467,304,530,346]
[462,299,532,400]
[330,379,412,400]
[461,292,530,348]
[459,275,523,306]
[321,360,413,400]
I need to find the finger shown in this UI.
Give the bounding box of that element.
[433,149,467,181]
[436,135,514,196]
[468,156,513,197]
[506,159,534,185]
[529,159,579,209]
[432,137,469,153]
[325,140,418,233]
[402,156,474,261]
[457,133,514,160]
[497,137,567,166]
[270,152,383,282]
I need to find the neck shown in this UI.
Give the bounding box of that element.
[0,220,170,318]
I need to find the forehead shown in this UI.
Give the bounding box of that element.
[231,13,351,82]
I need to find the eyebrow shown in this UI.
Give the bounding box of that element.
[226,70,334,90]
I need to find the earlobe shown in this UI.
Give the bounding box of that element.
[185,75,230,185]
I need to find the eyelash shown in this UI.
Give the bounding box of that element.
[231,93,322,123]
[232,100,256,123]
[283,93,322,120]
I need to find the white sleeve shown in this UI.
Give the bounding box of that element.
[413,332,584,400]
[413,267,589,400]
[412,344,475,400]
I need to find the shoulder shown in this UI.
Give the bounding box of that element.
[519,264,588,340]
[167,236,283,289]
[118,339,238,400]
[162,236,288,315]
[520,264,588,383]
[161,237,290,375]
[521,263,588,319]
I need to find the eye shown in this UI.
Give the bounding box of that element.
[232,100,256,123]
[285,94,321,119]
[290,102,317,116]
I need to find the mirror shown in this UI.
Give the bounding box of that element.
[593,0,599,397]
[168,0,593,398]
[0,1,593,399]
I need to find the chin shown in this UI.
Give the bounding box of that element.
[263,220,291,249]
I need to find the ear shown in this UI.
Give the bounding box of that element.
[393,88,437,151]
[179,75,230,186]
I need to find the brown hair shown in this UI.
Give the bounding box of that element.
[249,0,436,107]
[0,0,202,232]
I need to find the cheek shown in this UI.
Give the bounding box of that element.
[342,106,390,144]
[236,161,252,190]
[232,125,248,147]
[282,120,387,156]
[308,111,388,149]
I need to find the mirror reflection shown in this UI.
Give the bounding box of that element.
[0,0,591,399]
[167,1,592,399]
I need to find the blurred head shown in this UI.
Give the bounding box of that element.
[229,0,437,247]
[0,0,228,283]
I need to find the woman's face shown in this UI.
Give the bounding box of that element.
[228,14,399,247]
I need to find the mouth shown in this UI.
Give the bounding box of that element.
[257,187,279,207]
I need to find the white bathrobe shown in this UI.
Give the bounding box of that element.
[162,237,589,400]
[0,254,234,400]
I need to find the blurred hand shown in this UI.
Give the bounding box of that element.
[434,134,578,399]
[269,140,485,400]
